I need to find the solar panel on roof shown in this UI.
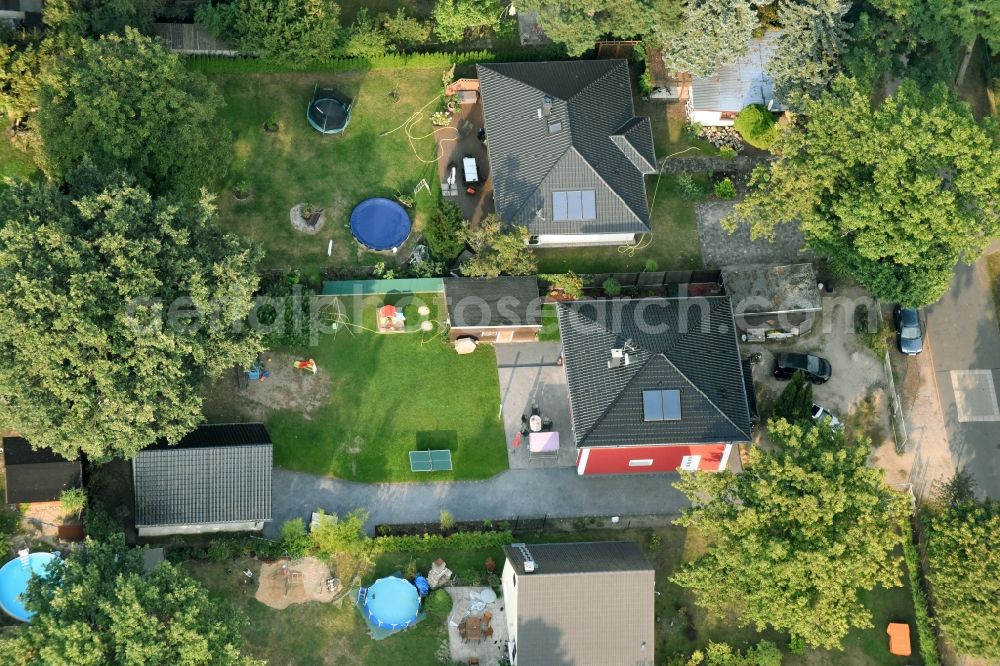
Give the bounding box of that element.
[642,390,663,421]
[581,190,596,219]
[552,191,568,220]
[643,389,682,422]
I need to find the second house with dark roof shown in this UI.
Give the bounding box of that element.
[132,423,273,537]
[558,297,754,475]
[477,60,657,247]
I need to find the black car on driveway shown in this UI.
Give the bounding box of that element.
[773,352,832,383]
[893,306,924,356]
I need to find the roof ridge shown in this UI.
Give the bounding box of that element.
[567,60,627,103]
[656,297,752,439]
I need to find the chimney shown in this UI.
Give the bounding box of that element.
[542,95,553,117]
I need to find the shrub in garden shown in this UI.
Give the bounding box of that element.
[423,201,465,262]
[714,178,737,199]
[281,518,310,557]
[439,509,455,531]
[425,588,453,616]
[675,174,705,201]
[603,278,622,297]
[734,104,780,150]
[542,272,584,299]
[644,259,658,272]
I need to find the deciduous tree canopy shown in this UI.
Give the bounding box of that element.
[1,535,261,665]
[196,0,342,63]
[673,419,910,649]
[36,29,230,196]
[0,170,262,460]
[923,492,1000,659]
[44,0,163,38]
[727,77,1000,306]
[769,0,851,104]
[663,0,759,77]
[460,215,537,278]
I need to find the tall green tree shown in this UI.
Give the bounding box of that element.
[0,31,47,131]
[431,0,498,44]
[1,535,261,665]
[44,0,163,38]
[673,419,910,649]
[0,170,262,460]
[726,77,1000,306]
[36,29,230,197]
[196,0,342,62]
[923,499,1000,659]
[773,370,813,423]
[869,0,1000,52]
[769,0,851,103]
[663,0,759,77]
[424,201,467,261]
[460,215,537,278]
[519,0,682,57]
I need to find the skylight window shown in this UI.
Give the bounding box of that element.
[642,389,681,422]
[552,190,596,221]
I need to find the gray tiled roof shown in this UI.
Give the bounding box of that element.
[444,276,542,327]
[689,30,785,113]
[503,541,655,666]
[133,424,272,527]
[558,298,753,447]
[477,60,657,236]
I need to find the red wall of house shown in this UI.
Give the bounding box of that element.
[576,443,727,475]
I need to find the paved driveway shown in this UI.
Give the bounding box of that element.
[265,467,688,538]
[495,342,575,469]
[925,244,1000,498]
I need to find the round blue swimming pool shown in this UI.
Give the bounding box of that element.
[349,198,412,251]
[363,576,420,630]
[0,552,58,622]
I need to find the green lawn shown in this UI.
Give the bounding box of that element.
[265,292,508,482]
[0,134,38,190]
[187,526,919,665]
[538,303,560,341]
[206,69,444,272]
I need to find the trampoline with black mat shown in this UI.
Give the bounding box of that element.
[409,450,453,472]
[307,84,353,134]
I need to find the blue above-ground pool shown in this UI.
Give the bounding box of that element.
[363,576,420,631]
[349,198,412,251]
[0,552,58,622]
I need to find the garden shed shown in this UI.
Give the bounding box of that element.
[721,263,821,337]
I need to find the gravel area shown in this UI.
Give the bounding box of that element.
[696,199,813,268]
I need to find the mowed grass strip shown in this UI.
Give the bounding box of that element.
[207,69,445,271]
[267,293,508,482]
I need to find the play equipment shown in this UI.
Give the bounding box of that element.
[359,576,421,631]
[349,198,412,252]
[294,359,317,374]
[307,84,352,134]
[887,623,911,656]
[377,304,406,333]
[0,551,59,622]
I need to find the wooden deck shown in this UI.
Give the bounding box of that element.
[152,22,238,56]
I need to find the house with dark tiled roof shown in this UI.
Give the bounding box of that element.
[1,436,82,505]
[132,423,272,537]
[558,297,754,474]
[476,60,657,247]
[443,276,542,343]
[500,540,655,665]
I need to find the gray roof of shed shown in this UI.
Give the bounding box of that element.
[502,541,655,666]
[721,263,821,315]
[444,276,542,327]
[689,30,785,113]
[477,60,657,236]
[133,424,272,527]
[558,298,753,447]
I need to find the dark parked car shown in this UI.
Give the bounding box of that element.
[893,306,923,356]
[773,352,832,383]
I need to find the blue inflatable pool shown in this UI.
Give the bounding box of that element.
[349,198,412,251]
[363,576,420,631]
[0,552,58,622]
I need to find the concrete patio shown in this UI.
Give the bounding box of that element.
[495,342,576,469]
[445,587,509,665]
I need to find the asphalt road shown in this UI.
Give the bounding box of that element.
[925,244,1000,498]
[265,467,688,539]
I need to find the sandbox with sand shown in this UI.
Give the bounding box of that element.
[254,557,342,610]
